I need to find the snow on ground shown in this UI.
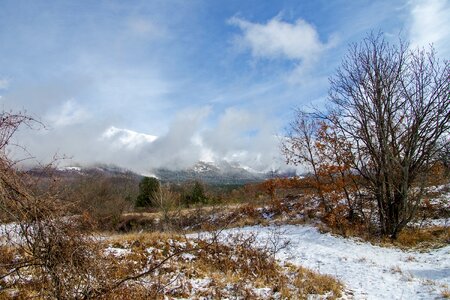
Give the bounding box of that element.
[0,222,23,245]
[426,183,450,194]
[224,224,450,300]
[104,246,132,257]
[413,218,450,228]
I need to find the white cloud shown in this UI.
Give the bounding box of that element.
[229,16,335,64]
[409,0,450,55]
[102,126,158,150]
[47,99,90,127]
[15,102,290,173]
[88,106,285,172]
[202,107,285,172]
[191,134,215,163]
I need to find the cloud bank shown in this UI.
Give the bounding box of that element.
[9,103,287,174]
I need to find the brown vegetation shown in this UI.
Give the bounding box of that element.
[92,232,342,299]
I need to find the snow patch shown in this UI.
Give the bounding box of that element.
[224,224,450,299]
[104,246,132,257]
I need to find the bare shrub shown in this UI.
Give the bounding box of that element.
[0,157,108,298]
[66,175,134,230]
[0,111,141,298]
[151,184,180,231]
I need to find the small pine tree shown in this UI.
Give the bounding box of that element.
[182,181,208,207]
[135,177,160,207]
[191,181,208,205]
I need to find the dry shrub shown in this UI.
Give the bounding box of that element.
[175,205,240,232]
[98,231,342,299]
[268,197,290,216]
[426,162,448,187]
[151,184,181,231]
[293,266,342,299]
[323,205,370,239]
[115,214,157,232]
[0,112,138,299]
[417,187,450,220]
[197,233,281,283]
[0,163,109,299]
[64,175,134,231]
[442,288,450,299]
[392,226,450,249]
[238,203,259,219]
[115,206,224,233]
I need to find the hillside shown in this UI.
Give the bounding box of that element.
[153,161,269,185]
[25,161,296,185]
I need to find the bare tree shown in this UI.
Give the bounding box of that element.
[282,110,329,212]
[284,33,449,238]
[282,113,369,230]
[152,184,180,230]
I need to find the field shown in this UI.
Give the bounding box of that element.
[1,167,449,299]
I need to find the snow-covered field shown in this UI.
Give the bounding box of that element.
[2,220,448,298]
[225,224,450,300]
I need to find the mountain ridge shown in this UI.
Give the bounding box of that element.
[26,161,296,185]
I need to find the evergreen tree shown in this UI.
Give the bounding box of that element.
[135,177,160,207]
[182,181,208,207]
[191,181,208,204]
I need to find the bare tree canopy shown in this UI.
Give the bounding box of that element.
[283,32,449,238]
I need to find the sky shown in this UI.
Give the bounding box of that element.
[0,0,449,174]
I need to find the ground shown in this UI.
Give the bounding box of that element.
[224,224,450,299]
[1,183,449,299]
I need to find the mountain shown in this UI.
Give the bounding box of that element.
[25,161,295,185]
[25,164,143,181]
[153,161,268,185]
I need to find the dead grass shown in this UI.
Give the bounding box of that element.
[116,196,309,234]
[387,226,450,250]
[93,231,343,299]
[293,266,342,299]
[328,225,450,251]
[442,288,450,299]
[115,195,450,254]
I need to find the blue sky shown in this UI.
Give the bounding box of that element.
[0,0,449,173]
